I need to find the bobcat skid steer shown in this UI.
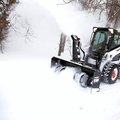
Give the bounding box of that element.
[51,27,120,88]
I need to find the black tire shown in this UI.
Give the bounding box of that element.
[102,63,119,84]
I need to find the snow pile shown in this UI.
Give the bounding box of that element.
[1,60,120,120]
[0,0,120,120]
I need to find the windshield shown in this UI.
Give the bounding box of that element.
[91,31,107,52]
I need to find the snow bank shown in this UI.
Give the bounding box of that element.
[1,60,120,120]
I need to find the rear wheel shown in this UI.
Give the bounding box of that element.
[102,63,119,84]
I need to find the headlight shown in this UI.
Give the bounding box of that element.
[109,28,114,34]
[93,27,97,32]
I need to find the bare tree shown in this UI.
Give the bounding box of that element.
[106,0,120,28]
[58,0,120,28]
[0,0,19,52]
[58,33,66,56]
[78,0,120,28]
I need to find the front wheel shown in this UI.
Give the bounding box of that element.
[103,64,119,84]
[109,65,119,84]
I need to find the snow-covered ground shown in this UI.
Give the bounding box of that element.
[0,0,120,120]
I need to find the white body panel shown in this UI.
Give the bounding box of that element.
[100,47,120,72]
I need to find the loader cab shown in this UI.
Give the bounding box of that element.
[88,28,111,59]
[86,27,117,67]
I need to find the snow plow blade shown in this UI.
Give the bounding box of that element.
[51,56,95,76]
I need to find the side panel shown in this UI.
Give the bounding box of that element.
[100,47,120,72]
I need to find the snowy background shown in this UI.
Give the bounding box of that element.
[0,0,120,120]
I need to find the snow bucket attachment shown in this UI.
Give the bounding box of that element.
[50,33,102,88]
[51,56,101,88]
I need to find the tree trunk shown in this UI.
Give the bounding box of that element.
[58,33,66,56]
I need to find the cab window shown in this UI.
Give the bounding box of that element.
[111,35,120,49]
[91,31,107,51]
[93,32,106,45]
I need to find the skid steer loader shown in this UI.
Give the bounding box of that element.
[51,27,120,88]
